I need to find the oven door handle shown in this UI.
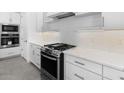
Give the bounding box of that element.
[41,54,57,61]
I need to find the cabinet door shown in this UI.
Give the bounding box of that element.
[66,62,102,80]
[34,45,41,69]
[10,13,20,24]
[43,12,53,23]
[103,66,124,80]
[36,12,43,32]
[0,47,21,59]
[30,44,41,69]
[0,12,10,23]
[102,12,124,29]
[30,44,35,63]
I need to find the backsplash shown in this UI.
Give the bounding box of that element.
[41,32,60,42]
[28,31,60,43]
[77,30,124,54]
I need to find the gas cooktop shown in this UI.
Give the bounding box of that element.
[44,43,76,51]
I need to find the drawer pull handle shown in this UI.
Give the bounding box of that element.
[120,77,124,80]
[74,74,84,80]
[75,61,85,66]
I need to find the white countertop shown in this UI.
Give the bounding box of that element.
[29,40,59,46]
[64,47,124,71]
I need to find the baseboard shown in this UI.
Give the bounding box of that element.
[0,55,21,61]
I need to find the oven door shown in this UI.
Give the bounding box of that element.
[41,51,59,80]
[2,25,19,33]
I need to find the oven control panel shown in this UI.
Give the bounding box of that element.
[41,46,61,57]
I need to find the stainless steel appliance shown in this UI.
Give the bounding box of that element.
[1,24,19,34]
[41,43,75,80]
[0,34,19,48]
[0,24,19,48]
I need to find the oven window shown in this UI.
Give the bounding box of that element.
[1,37,19,45]
[41,52,58,79]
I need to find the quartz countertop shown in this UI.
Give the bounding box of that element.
[29,40,59,46]
[64,47,124,71]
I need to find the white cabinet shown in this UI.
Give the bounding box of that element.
[65,62,102,80]
[30,43,41,69]
[64,54,102,80]
[0,12,10,23]
[36,12,43,32]
[102,12,124,29]
[10,13,20,24]
[103,66,124,80]
[43,12,60,23]
[0,12,20,24]
[30,44,35,63]
[43,12,54,23]
[0,47,21,59]
[65,55,102,75]
[26,12,43,32]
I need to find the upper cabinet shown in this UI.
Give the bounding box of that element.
[43,12,56,22]
[102,12,124,29]
[10,13,20,24]
[0,13,10,23]
[0,12,20,24]
[36,12,43,32]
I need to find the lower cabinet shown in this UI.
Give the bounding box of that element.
[30,43,41,69]
[103,78,111,80]
[0,47,21,59]
[103,66,124,80]
[65,62,102,80]
[65,54,124,80]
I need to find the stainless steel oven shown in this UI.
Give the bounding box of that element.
[41,48,64,80]
[40,43,75,80]
[0,34,19,48]
[1,24,19,34]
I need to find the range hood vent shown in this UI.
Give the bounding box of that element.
[51,12,75,19]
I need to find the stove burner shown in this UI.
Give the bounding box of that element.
[44,43,75,51]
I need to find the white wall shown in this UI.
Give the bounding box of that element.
[48,13,102,45]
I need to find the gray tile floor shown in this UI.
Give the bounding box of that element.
[0,56,49,80]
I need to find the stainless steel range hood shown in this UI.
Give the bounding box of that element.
[49,12,75,19]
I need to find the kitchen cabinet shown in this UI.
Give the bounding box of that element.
[0,12,20,24]
[64,54,102,80]
[65,55,102,75]
[65,62,102,80]
[43,12,54,23]
[0,13,10,23]
[0,47,21,59]
[103,78,111,80]
[103,66,124,80]
[65,53,124,80]
[10,13,20,24]
[30,43,41,69]
[102,12,124,29]
[36,12,43,32]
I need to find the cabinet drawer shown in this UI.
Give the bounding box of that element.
[0,47,20,58]
[103,78,111,80]
[65,55,102,75]
[103,66,124,80]
[66,62,102,80]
